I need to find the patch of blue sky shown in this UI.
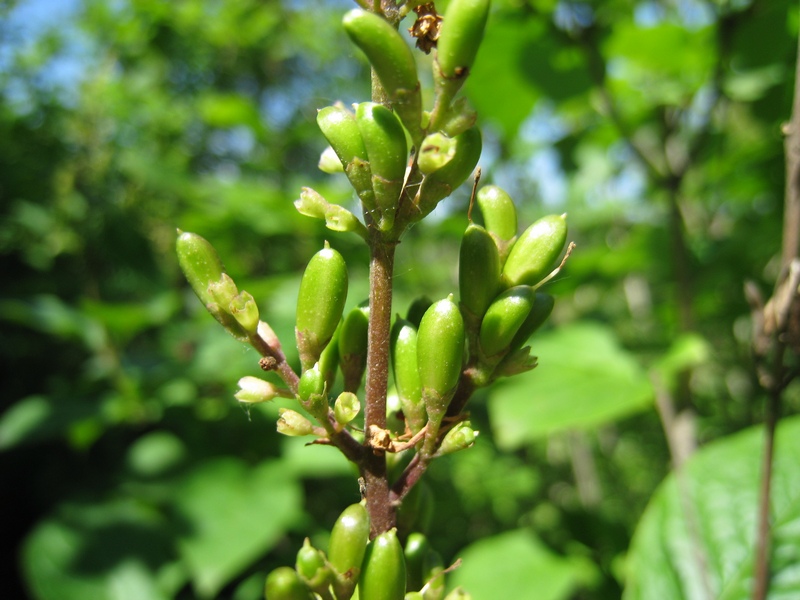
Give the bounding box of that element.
[635,0,715,29]
[2,0,96,111]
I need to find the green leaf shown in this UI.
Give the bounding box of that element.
[448,529,596,600]
[624,415,800,600]
[21,500,182,600]
[174,458,303,598]
[488,322,652,449]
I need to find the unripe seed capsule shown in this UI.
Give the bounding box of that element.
[334,391,360,426]
[328,503,371,600]
[296,538,333,592]
[264,566,314,600]
[417,295,465,404]
[459,223,501,321]
[476,185,517,242]
[436,0,491,79]
[358,528,406,600]
[356,102,408,184]
[296,243,349,370]
[404,533,432,592]
[417,128,481,218]
[176,230,226,307]
[317,105,368,168]
[479,285,535,358]
[509,292,554,350]
[339,303,370,392]
[391,317,425,434]
[229,291,259,334]
[502,214,567,288]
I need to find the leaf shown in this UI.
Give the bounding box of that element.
[448,529,596,600]
[21,500,181,600]
[488,322,652,449]
[173,457,303,598]
[624,415,800,600]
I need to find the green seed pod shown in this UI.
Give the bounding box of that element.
[459,223,501,322]
[356,102,408,183]
[502,214,567,288]
[318,319,341,391]
[343,9,423,141]
[176,230,226,307]
[478,285,535,358]
[298,363,325,401]
[509,292,554,350]
[339,302,370,392]
[276,409,314,437]
[358,528,406,600]
[435,421,478,456]
[436,0,491,80]
[356,102,408,230]
[296,242,349,370]
[416,128,481,219]
[404,533,432,592]
[264,566,314,600]
[476,185,517,243]
[317,105,368,167]
[317,106,375,212]
[417,295,465,408]
[229,291,259,334]
[329,503,371,600]
[439,97,478,138]
[391,317,425,434]
[296,538,333,593]
[334,391,361,426]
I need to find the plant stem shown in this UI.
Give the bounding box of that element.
[362,233,397,536]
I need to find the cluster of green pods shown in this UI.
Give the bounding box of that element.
[265,503,470,600]
[304,1,492,238]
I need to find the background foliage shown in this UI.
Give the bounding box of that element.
[1,0,798,598]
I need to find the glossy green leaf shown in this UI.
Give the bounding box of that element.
[624,415,800,600]
[173,458,303,598]
[488,322,652,449]
[448,529,595,600]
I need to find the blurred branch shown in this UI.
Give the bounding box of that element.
[750,17,800,600]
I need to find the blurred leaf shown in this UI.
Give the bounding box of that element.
[22,499,183,600]
[652,333,712,391]
[197,92,263,130]
[173,457,303,598]
[624,414,800,599]
[448,529,596,600]
[489,322,652,449]
[126,430,188,478]
[0,395,99,451]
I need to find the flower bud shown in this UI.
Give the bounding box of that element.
[417,296,465,408]
[276,408,314,437]
[435,421,479,456]
[343,9,423,141]
[329,503,371,600]
[502,214,567,288]
[459,223,501,323]
[319,145,344,173]
[479,285,535,358]
[235,376,284,404]
[334,391,360,426]
[476,185,517,243]
[295,187,368,240]
[339,303,370,392]
[264,566,314,600]
[391,317,425,434]
[296,242,349,370]
[359,528,407,600]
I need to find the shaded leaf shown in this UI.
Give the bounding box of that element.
[624,415,800,600]
[488,321,652,449]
